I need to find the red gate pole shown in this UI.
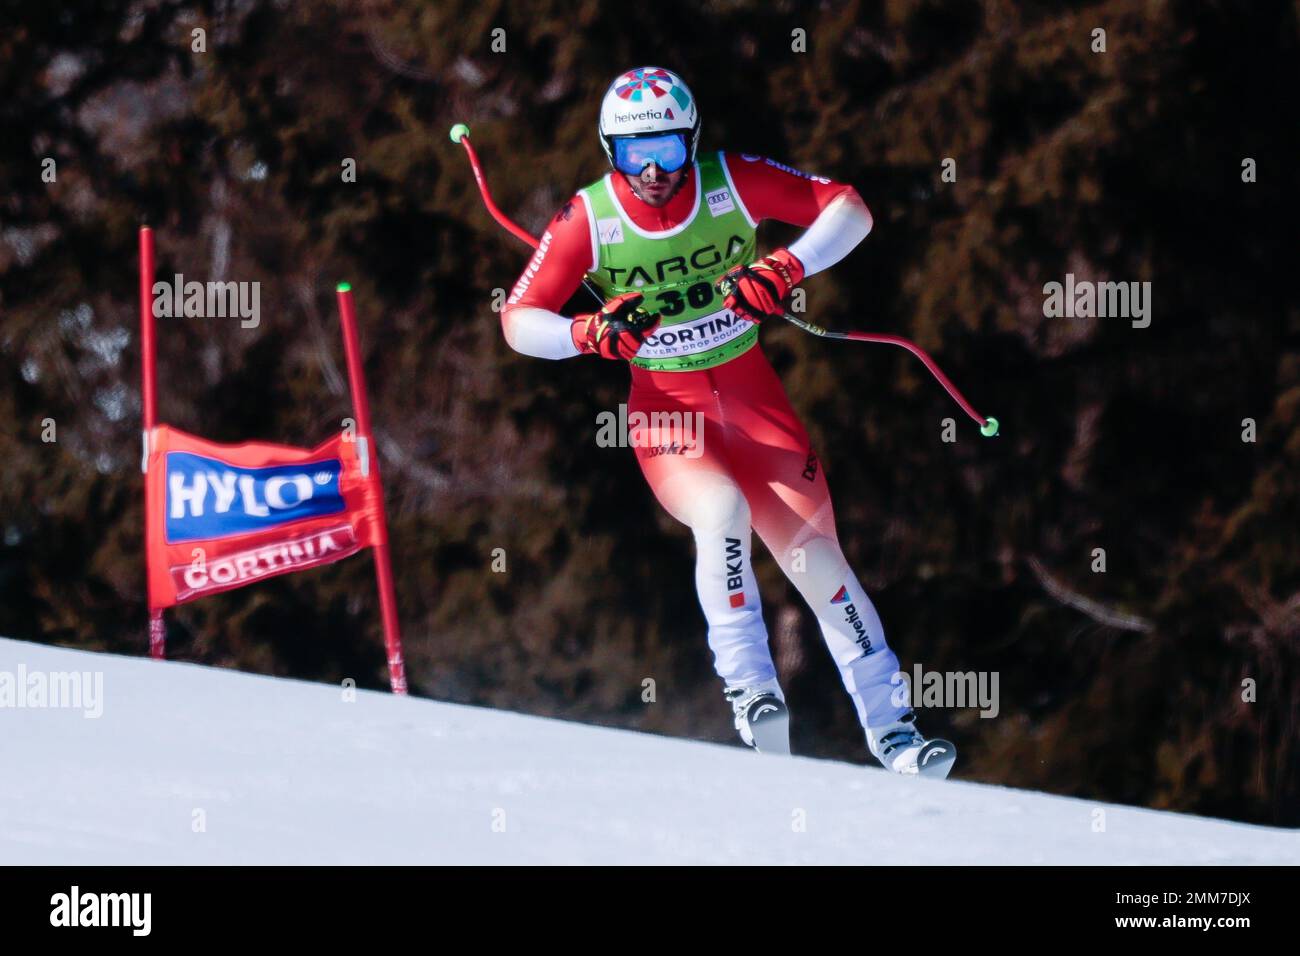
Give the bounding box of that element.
[334,282,408,695]
[140,225,166,659]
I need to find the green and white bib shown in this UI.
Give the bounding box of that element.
[580,152,757,372]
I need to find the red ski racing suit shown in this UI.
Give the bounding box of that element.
[502,152,907,736]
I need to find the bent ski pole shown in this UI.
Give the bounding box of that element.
[450,123,538,249]
[717,276,998,436]
[451,122,605,306]
[450,122,998,436]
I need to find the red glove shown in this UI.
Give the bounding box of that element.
[570,292,661,360]
[718,248,806,323]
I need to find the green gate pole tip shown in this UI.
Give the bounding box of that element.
[980,416,1000,438]
[449,123,470,143]
[336,282,352,293]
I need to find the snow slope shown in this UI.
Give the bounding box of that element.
[1,637,1295,864]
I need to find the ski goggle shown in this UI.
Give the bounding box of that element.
[611,132,690,175]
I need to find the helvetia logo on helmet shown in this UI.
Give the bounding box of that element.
[613,108,667,124]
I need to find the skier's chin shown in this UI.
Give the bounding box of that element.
[627,172,682,207]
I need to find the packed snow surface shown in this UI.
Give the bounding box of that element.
[3,637,1295,864]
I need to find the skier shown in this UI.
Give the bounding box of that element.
[500,66,955,777]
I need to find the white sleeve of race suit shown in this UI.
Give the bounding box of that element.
[787,189,873,278]
[501,305,582,360]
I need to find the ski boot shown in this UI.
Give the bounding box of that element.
[725,682,791,755]
[866,711,956,778]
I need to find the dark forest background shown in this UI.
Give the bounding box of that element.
[2,0,1297,826]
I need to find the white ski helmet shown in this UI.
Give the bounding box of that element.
[598,66,700,170]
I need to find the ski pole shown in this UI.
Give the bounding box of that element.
[451,123,606,307]
[717,276,998,436]
[450,123,538,249]
[450,122,998,437]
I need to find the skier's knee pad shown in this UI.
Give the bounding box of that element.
[685,483,751,540]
